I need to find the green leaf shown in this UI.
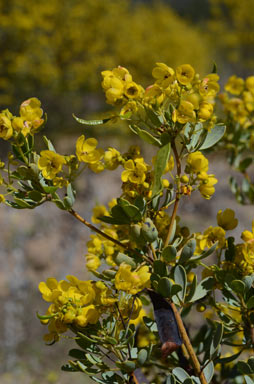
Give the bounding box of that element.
[166,374,176,384]
[210,323,224,357]
[143,316,158,332]
[28,191,43,202]
[63,196,73,209]
[36,311,57,320]
[174,265,187,301]
[66,183,76,206]
[186,275,197,302]
[217,349,243,364]
[178,239,196,264]
[239,158,253,172]
[43,135,56,152]
[14,197,33,208]
[189,277,214,302]
[199,125,226,150]
[145,107,164,127]
[121,204,142,222]
[230,280,245,295]
[183,380,194,384]
[190,243,217,262]
[115,253,136,268]
[244,376,254,384]
[73,113,113,125]
[248,357,254,371]
[172,367,191,381]
[238,361,253,375]
[69,349,85,359]
[137,129,162,147]
[153,260,167,277]
[203,361,214,383]
[61,364,77,372]
[171,284,183,297]
[137,349,148,366]
[152,143,171,197]
[157,277,172,298]
[53,199,66,210]
[162,245,177,262]
[115,360,136,373]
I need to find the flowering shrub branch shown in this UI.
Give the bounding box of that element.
[0,63,254,384]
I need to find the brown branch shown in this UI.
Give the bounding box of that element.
[170,302,207,384]
[68,209,153,265]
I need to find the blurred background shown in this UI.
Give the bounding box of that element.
[0,0,254,382]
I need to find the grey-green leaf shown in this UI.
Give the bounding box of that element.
[189,277,214,302]
[152,143,171,197]
[199,125,226,150]
[174,265,187,302]
[162,245,177,262]
[73,113,113,125]
[203,361,214,383]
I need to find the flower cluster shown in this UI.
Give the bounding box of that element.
[0,98,44,140]
[185,151,218,199]
[220,75,254,130]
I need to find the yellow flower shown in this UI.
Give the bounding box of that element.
[92,205,108,224]
[0,110,13,140]
[186,151,209,173]
[176,64,195,85]
[124,82,142,99]
[76,135,104,164]
[19,97,44,132]
[144,84,164,105]
[217,209,238,230]
[198,172,218,199]
[120,101,138,117]
[115,264,151,294]
[246,76,254,94]
[38,150,66,180]
[12,117,31,137]
[86,254,101,272]
[199,226,226,251]
[225,75,244,95]
[121,158,147,185]
[89,161,105,173]
[0,194,5,204]
[101,70,125,105]
[108,198,117,210]
[176,100,195,124]
[241,220,254,242]
[198,102,214,121]
[242,242,254,266]
[38,278,62,302]
[152,63,175,88]
[243,91,254,112]
[75,305,100,327]
[104,148,122,170]
[199,74,220,98]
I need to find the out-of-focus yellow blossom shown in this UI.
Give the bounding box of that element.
[95,281,116,307]
[0,194,5,204]
[121,158,147,185]
[108,198,117,211]
[119,296,143,320]
[186,151,209,174]
[176,64,195,85]
[86,254,101,272]
[199,74,220,98]
[92,205,108,224]
[225,75,244,95]
[217,209,238,230]
[243,91,254,112]
[52,177,68,188]
[104,148,123,170]
[87,235,104,256]
[198,172,218,199]
[19,97,44,133]
[152,63,175,88]
[197,226,226,251]
[115,264,151,294]
[176,101,196,124]
[89,161,105,173]
[241,220,254,242]
[246,76,254,93]
[38,150,66,180]
[0,110,13,140]
[198,102,214,121]
[76,135,104,164]
[129,308,146,326]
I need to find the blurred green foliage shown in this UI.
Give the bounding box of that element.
[0,0,212,131]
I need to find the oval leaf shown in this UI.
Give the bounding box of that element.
[152,143,171,197]
[199,125,226,150]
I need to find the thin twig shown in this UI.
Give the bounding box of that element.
[170,302,207,384]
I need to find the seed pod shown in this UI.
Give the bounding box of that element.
[141,218,158,243]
